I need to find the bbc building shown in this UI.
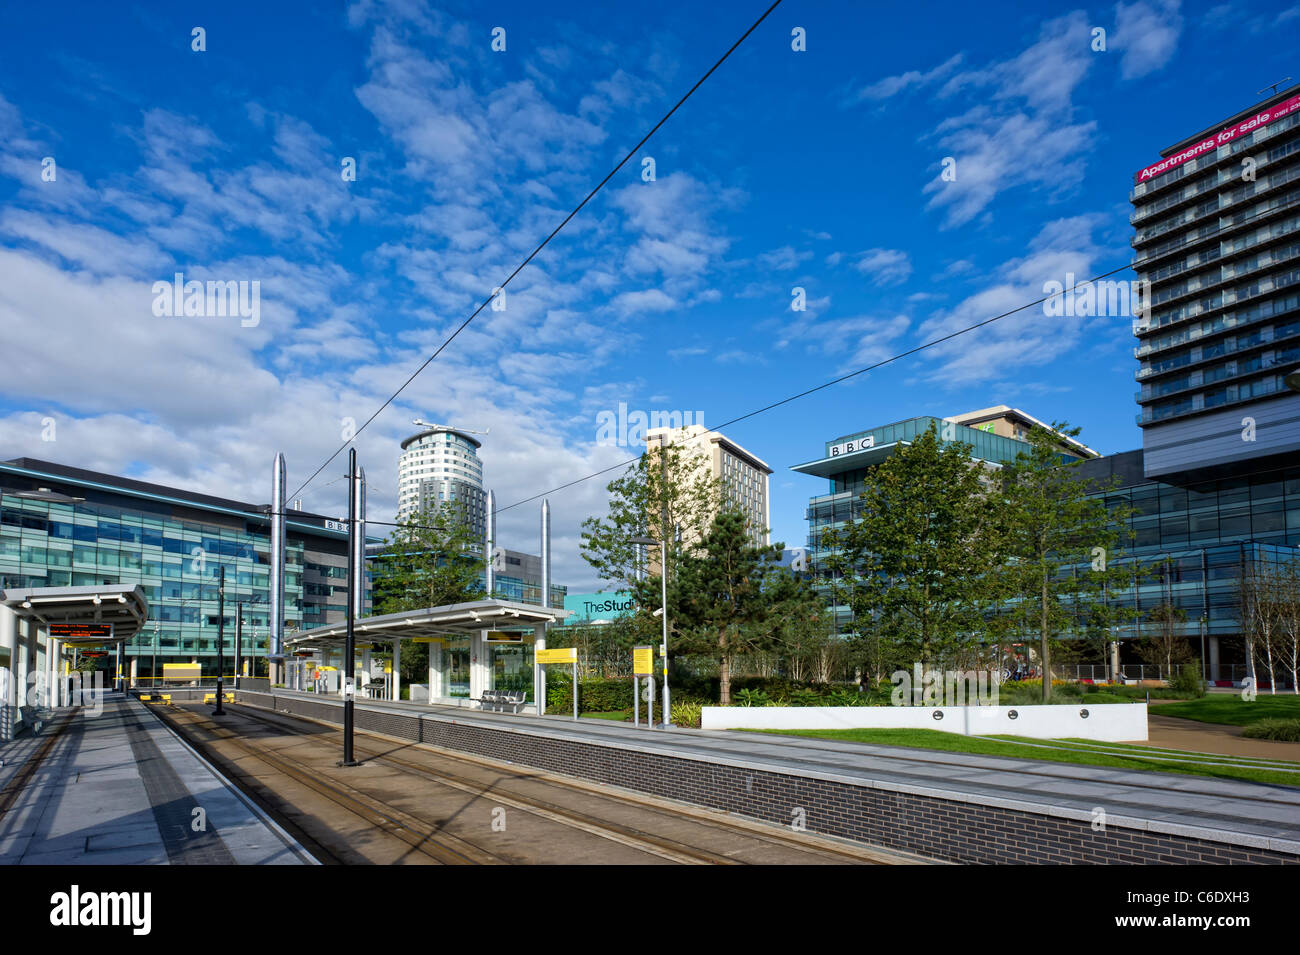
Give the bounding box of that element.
[792,87,1300,683]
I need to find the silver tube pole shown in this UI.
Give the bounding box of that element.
[269,453,287,684]
[538,499,550,717]
[485,490,496,596]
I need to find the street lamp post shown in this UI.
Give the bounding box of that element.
[1199,614,1208,687]
[630,534,671,727]
[213,567,226,716]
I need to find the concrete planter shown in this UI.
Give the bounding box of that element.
[701,702,1148,742]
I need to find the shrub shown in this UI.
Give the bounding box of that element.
[671,702,702,728]
[733,688,772,707]
[1168,662,1207,698]
[1241,718,1300,742]
[547,677,635,714]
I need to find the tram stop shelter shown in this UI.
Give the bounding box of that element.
[283,599,572,712]
[1,584,149,739]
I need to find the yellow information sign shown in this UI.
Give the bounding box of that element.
[536,647,577,665]
[162,663,201,680]
[632,646,653,677]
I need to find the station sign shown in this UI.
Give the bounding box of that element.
[49,623,114,640]
[536,647,577,665]
[162,663,201,680]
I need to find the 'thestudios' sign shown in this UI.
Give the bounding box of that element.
[828,435,875,457]
[563,592,635,625]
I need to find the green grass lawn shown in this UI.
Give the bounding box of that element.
[578,710,631,721]
[748,727,1300,788]
[1152,694,1300,726]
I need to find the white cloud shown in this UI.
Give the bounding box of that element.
[1112,0,1184,79]
[852,53,964,102]
[853,248,913,286]
[911,215,1117,386]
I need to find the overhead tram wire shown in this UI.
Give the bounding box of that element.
[485,186,1300,518]
[286,0,787,505]
[292,188,1300,530]
[346,262,1135,535]
[491,263,1136,514]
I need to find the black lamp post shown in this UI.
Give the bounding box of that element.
[340,448,361,766]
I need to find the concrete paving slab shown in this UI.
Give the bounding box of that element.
[0,693,313,865]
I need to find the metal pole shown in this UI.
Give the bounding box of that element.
[342,448,359,766]
[660,541,670,726]
[633,676,639,727]
[656,434,670,726]
[572,660,578,721]
[485,489,496,596]
[213,567,226,715]
[647,672,655,730]
[1200,615,1207,687]
[538,499,550,718]
[234,602,242,691]
[269,453,286,686]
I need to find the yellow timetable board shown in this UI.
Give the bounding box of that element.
[632,646,654,677]
[536,647,577,665]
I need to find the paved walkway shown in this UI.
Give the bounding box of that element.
[0,693,313,865]
[1141,713,1300,762]
[260,690,1300,856]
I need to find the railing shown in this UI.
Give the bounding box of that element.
[1055,663,1292,687]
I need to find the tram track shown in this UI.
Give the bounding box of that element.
[156,704,508,864]
[229,702,903,864]
[154,702,897,865]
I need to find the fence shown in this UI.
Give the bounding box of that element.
[1057,662,1291,688]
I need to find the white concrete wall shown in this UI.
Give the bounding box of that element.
[701,703,1148,742]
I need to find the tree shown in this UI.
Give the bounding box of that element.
[760,568,833,683]
[1137,602,1192,676]
[580,441,721,584]
[580,441,722,668]
[1275,557,1300,696]
[822,424,997,676]
[995,422,1134,702]
[1240,556,1287,695]
[673,511,783,704]
[369,500,485,686]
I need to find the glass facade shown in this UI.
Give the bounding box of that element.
[795,425,1300,669]
[0,459,358,680]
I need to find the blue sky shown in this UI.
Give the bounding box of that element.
[0,0,1296,591]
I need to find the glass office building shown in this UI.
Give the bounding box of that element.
[0,457,365,682]
[794,413,1093,630]
[793,417,1300,679]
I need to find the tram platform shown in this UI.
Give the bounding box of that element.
[0,692,313,865]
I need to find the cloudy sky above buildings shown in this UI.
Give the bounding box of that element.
[0,0,1296,590]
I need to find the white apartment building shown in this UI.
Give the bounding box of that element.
[645,424,772,549]
[396,426,487,545]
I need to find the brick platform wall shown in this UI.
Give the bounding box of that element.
[236,691,1295,865]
